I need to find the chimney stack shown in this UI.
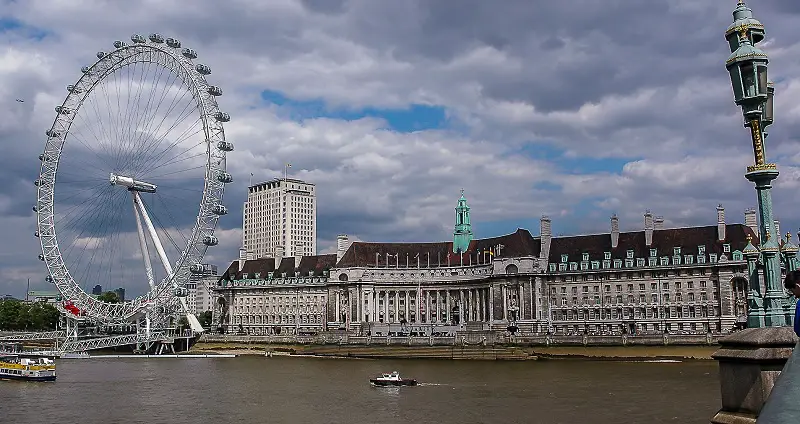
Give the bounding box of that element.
[654,216,665,230]
[539,216,552,262]
[717,204,726,242]
[644,210,654,246]
[238,247,247,271]
[774,219,780,241]
[744,208,758,238]
[611,214,620,249]
[336,234,352,262]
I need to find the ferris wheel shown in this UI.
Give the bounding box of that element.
[34,33,233,333]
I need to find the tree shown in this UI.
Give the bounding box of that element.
[97,291,120,303]
[177,315,189,330]
[0,300,60,331]
[198,310,213,328]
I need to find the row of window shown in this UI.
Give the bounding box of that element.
[561,245,731,263]
[550,252,738,272]
[551,280,714,294]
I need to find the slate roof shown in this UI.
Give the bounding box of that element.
[547,224,757,263]
[335,228,540,267]
[220,254,337,280]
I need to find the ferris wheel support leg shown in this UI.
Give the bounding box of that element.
[133,192,204,334]
[132,196,156,291]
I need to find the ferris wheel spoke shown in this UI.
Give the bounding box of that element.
[65,116,118,170]
[130,99,199,174]
[60,188,121,287]
[142,123,205,174]
[135,117,204,176]
[54,183,115,232]
[152,193,191,246]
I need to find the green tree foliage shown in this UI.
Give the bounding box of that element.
[0,300,61,331]
[96,291,120,303]
[177,315,189,330]
[198,310,213,328]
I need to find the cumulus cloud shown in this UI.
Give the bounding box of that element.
[2,0,800,299]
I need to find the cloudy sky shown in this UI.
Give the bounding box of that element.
[2,0,800,299]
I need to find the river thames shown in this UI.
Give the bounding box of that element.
[1,356,719,423]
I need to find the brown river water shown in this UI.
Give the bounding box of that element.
[0,355,720,424]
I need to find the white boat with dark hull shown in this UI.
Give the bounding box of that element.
[370,371,417,387]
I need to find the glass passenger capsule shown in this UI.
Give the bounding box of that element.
[166,38,181,48]
[182,48,198,59]
[203,235,219,246]
[131,34,146,43]
[196,64,211,75]
[217,141,234,151]
[149,33,165,43]
[214,111,230,122]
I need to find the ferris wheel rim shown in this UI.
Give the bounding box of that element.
[35,34,230,323]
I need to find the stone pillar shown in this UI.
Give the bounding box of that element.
[710,327,798,423]
[404,291,409,322]
[393,291,398,323]
[446,291,451,324]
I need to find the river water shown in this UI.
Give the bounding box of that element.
[1,356,720,424]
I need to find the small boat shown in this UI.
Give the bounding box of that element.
[370,371,417,387]
[0,354,57,382]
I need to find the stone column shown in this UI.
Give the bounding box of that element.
[489,286,495,322]
[335,291,341,323]
[446,291,451,324]
[384,291,389,323]
[710,327,798,423]
[404,290,410,322]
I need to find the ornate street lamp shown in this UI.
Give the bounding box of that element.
[724,0,788,327]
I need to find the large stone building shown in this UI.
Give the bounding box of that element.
[215,194,785,337]
[242,178,317,260]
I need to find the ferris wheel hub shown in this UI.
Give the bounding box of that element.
[109,173,157,193]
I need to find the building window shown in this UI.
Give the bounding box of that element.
[559,263,567,271]
[660,257,669,266]
[697,255,706,264]
[561,254,569,263]
[604,252,611,260]
[613,259,622,268]
[650,249,657,257]
[698,245,706,255]
[602,260,611,269]
[580,262,589,270]
[570,262,578,271]
[591,261,600,270]
[733,251,743,261]
[648,257,657,267]
[625,259,633,268]
[627,250,634,259]
[710,253,718,263]
[549,263,556,272]
[723,244,731,253]
[636,258,645,267]
[684,255,693,265]
[673,247,681,256]
[582,253,589,261]
[673,256,681,265]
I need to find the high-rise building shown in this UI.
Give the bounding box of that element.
[187,264,218,315]
[114,287,125,302]
[243,178,317,259]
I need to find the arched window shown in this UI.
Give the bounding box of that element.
[505,264,519,274]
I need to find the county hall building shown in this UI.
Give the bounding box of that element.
[214,192,783,338]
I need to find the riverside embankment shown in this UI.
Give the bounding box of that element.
[190,341,718,361]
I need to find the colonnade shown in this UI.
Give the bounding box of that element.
[345,287,493,324]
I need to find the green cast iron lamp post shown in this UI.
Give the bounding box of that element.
[724,0,792,328]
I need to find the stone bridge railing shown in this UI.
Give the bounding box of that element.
[757,340,800,423]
